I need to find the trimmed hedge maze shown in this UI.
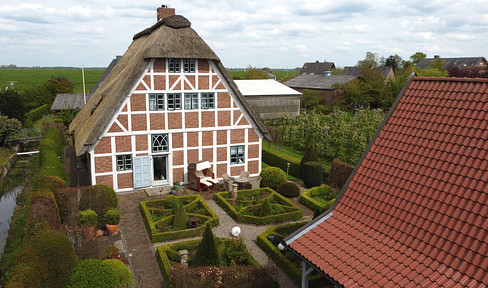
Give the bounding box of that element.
[299,185,338,214]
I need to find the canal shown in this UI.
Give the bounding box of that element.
[0,153,34,260]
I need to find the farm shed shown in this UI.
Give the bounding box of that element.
[69,7,270,192]
[284,75,488,287]
[51,93,91,111]
[234,79,301,119]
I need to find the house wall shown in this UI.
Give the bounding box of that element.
[89,58,262,192]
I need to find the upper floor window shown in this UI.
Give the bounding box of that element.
[201,92,215,109]
[116,154,132,171]
[168,58,181,73]
[167,93,182,110]
[183,58,195,73]
[184,93,198,110]
[149,94,164,111]
[230,146,245,165]
[152,134,169,153]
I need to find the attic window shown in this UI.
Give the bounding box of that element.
[183,59,195,73]
[168,58,181,73]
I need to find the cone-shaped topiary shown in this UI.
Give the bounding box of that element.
[194,224,220,267]
[300,146,318,180]
[276,181,301,197]
[303,161,324,188]
[259,198,273,217]
[172,203,189,230]
[260,167,287,190]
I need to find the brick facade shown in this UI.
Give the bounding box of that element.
[90,58,262,192]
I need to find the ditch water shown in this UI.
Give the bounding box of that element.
[0,147,35,261]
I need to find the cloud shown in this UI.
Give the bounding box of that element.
[446,33,476,40]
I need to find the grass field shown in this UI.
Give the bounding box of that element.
[228,69,299,81]
[0,68,105,94]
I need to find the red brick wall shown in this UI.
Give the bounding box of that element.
[201,148,213,162]
[96,175,113,187]
[217,130,227,145]
[218,111,231,127]
[108,122,123,133]
[95,156,112,173]
[237,117,249,126]
[117,115,128,130]
[185,112,199,128]
[185,75,195,89]
[136,135,147,151]
[248,129,259,142]
[168,113,182,129]
[94,137,111,154]
[154,75,165,90]
[217,146,227,161]
[201,111,215,127]
[173,168,184,183]
[231,165,244,176]
[131,114,147,131]
[217,164,227,178]
[233,110,242,125]
[187,132,199,147]
[198,60,209,73]
[218,92,231,108]
[169,75,179,88]
[231,129,245,144]
[202,131,213,146]
[172,133,183,148]
[247,160,259,174]
[198,75,209,90]
[187,149,199,163]
[154,59,166,73]
[150,113,165,130]
[131,94,146,111]
[248,144,259,159]
[117,173,133,189]
[116,136,131,152]
[173,150,184,166]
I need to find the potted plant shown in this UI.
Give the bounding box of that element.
[78,209,97,239]
[104,208,120,235]
[170,181,181,195]
[104,245,120,259]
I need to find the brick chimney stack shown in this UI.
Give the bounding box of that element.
[157,5,175,21]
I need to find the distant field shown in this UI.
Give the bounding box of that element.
[228,69,299,81]
[0,68,104,93]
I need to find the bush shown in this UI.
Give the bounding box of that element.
[262,145,301,178]
[79,185,110,226]
[96,184,118,209]
[260,167,287,190]
[302,161,323,188]
[276,181,300,198]
[78,209,97,226]
[66,259,119,288]
[103,259,133,286]
[259,198,273,217]
[28,188,61,230]
[0,115,22,146]
[329,158,355,189]
[104,209,120,225]
[24,104,50,128]
[300,146,318,179]
[8,230,77,288]
[299,185,338,213]
[194,225,220,267]
[172,204,189,230]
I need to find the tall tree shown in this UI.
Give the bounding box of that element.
[409,52,427,65]
[357,52,379,67]
[0,89,25,122]
[385,54,403,71]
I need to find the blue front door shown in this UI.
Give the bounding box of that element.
[133,156,151,188]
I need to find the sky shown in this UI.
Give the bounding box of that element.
[1,0,487,69]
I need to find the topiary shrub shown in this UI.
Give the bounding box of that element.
[259,198,273,217]
[300,146,318,179]
[193,225,220,267]
[79,185,109,226]
[8,230,77,288]
[172,203,189,230]
[28,189,61,230]
[165,195,178,209]
[260,167,287,190]
[96,184,118,209]
[66,259,119,288]
[302,161,323,188]
[104,209,120,225]
[55,187,76,224]
[103,259,133,286]
[276,181,301,198]
[78,209,97,226]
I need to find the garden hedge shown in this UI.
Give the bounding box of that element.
[28,189,61,230]
[79,185,113,227]
[140,195,219,242]
[299,185,338,214]
[329,158,355,189]
[24,104,50,128]
[66,259,120,288]
[214,188,302,225]
[262,145,300,178]
[260,167,287,190]
[302,161,323,188]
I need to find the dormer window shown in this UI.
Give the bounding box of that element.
[168,58,195,73]
[183,58,195,73]
[168,58,181,73]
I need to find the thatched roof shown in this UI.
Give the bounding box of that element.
[283,75,357,90]
[69,15,269,156]
[51,93,91,111]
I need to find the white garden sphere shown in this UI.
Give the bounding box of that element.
[278,243,285,251]
[231,226,241,237]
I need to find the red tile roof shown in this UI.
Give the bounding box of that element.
[286,76,488,287]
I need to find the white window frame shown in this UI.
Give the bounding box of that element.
[230,145,245,165]
[116,154,132,171]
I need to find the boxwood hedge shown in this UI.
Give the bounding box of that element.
[299,185,338,214]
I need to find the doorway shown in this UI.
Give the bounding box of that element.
[153,155,168,183]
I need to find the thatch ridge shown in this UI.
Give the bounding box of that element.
[70,14,269,156]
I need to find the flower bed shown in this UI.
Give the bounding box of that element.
[140,195,219,242]
[157,238,278,287]
[299,185,338,213]
[214,188,302,225]
[256,222,330,287]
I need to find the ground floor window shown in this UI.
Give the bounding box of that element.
[152,134,169,153]
[116,154,132,171]
[230,145,245,165]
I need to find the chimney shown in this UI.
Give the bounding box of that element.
[157,4,175,21]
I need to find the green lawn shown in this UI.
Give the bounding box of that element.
[0,68,104,94]
[228,69,299,81]
[263,140,332,171]
[0,146,15,168]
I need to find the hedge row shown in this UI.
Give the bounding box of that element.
[24,104,50,128]
[214,188,303,225]
[38,126,66,182]
[262,145,300,178]
[140,195,219,243]
[329,158,355,189]
[299,185,338,214]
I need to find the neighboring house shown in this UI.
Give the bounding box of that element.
[417,56,488,73]
[284,75,488,287]
[300,61,336,76]
[264,70,277,80]
[342,66,395,81]
[283,75,357,105]
[234,79,301,119]
[51,93,91,111]
[69,8,270,192]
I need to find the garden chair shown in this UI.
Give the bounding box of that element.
[249,175,262,189]
[222,173,235,191]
